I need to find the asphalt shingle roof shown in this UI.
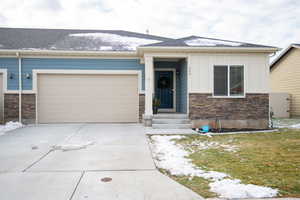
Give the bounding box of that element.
[0,27,171,51]
[0,28,277,51]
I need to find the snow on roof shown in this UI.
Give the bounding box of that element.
[0,28,278,52]
[185,38,242,47]
[270,43,300,69]
[0,28,171,51]
[142,36,277,49]
[67,32,161,51]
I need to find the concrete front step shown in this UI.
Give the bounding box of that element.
[153,113,188,119]
[152,124,192,129]
[152,118,191,124]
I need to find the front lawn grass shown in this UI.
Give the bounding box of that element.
[166,130,300,198]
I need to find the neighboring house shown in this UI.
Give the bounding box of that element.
[270,44,300,117]
[0,28,278,129]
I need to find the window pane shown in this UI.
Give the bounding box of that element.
[214,66,228,96]
[230,66,244,96]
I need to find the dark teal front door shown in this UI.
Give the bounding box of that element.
[155,71,174,109]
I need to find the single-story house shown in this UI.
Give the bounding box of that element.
[270,43,300,117]
[0,28,278,129]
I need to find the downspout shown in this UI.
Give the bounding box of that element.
[16,52,22,123]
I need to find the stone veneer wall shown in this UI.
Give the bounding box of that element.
[4,94,36,124]
[139,94,145,122]
[189,93,269,129]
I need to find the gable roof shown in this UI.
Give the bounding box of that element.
[142,35,277,48]
[270,43,300,69]
[0,27,171,52]
[0,28,278,53]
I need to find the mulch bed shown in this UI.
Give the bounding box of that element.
[192,128,274,133]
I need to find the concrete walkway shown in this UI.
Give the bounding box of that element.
[0,124,203,200]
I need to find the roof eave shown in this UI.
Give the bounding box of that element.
[0,49,138,57]
[270,44,300,69]
[137,46,279,54]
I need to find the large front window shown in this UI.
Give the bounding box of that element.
[214,65,244,97]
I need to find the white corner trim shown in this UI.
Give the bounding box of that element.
[0,69,8,93]
[0,69,7,121]
[32,69,144,94]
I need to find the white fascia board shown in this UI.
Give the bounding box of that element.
[144,52,188,58]
[0,49,139,58]
[270,44,299,68]
[137,46,280,54]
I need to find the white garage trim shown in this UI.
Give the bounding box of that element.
[34,70,141,124]
[32,69,143,94]
[0,69,7,122]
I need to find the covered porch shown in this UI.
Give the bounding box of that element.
[143,56,188,126]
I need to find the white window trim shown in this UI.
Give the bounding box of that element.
[212,65,246,98]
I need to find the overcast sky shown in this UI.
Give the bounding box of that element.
[0,0,299,49]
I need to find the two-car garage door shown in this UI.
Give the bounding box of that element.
[37,74,139,123]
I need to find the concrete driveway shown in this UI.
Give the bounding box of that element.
[0,124,203,200]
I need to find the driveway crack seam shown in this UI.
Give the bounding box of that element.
[22,149,53,172]
[22,124,85,172]
[69,171,85,200]
[61,123,86,144]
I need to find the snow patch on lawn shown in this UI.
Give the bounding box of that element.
[185,140,238,153]
[273,118,300,129]
[0,121,23,136]
[185,38,242,47]
[69,32,161,51]
[150,135,278,199]
[150,135,227,180]
[291,123,300,128]
[220,144,238,152]
[210,179,278,199]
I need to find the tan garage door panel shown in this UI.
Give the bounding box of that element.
[37,74,139,123]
